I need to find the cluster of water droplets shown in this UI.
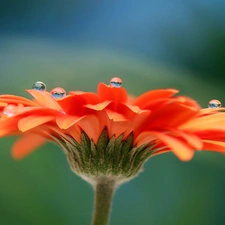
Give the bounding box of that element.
[208,99,222,108]
[32,77,123,99]
[3,78,224,118]
[2,78,124,118]
[32,81,66,99]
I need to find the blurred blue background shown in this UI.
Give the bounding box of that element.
[0,0,225,224]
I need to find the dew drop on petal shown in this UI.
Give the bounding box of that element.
[32,81,47,91]
[110,77,122,88]
[3,105,17,117]
[51,87,66,99]
[208,99,222,108]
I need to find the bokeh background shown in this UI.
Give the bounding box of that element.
[1,1,225,225]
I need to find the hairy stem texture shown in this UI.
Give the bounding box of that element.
[92,180,116,225]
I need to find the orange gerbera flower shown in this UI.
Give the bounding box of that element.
[1,79,225,165]
[1,78,225,225]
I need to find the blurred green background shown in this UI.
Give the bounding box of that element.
[1,1,225,225]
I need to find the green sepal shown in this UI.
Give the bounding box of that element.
[53,129,155,181]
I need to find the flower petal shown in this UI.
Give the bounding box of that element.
[12,106,59,117]
[0,95,37,106]
[151,131,194,161]
[202,140,225,153]
[56,115,85,129]
[126,110,151,137]
[107,120,129,139]
[105,102,143,120]
[148,103,198,128]
[68,92,99,104]
[0,117,19,136]
[168,129,203,150]
[198,108,225,116]
[193,129,225,140]
[85,101,111,111]
[57,95,86,115]
[97,82,128,103]
[12,133,46,159]
[0,102,8,107]
[134,131,157,146]
[106,110,128,121]
[180,113,225,131]
[66,125,81,143]
[26,90,62,111]
[18,115,55,132]
[77,115,101,143]
[132,89,178,108]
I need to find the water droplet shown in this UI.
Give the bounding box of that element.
[3,105,17,117]
[208,99,222,108]
[51,87,66,99]
[110,77,122,88]
[32,81,46,91]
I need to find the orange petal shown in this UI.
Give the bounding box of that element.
[174,96,200,109]
[56,115,85,129]
[85,110,129,140]
[57,95,86,115]
[148,103,198,128]
[0,102,9,107]
[85,101,111,111]
[0,95,37,106]
[107,120,129,139]
[0,117,19,136]
[105,102,142,120]
[12,133,46,159]
[124,104,141,113]
[58,92,99,114]
[202,140,225,153]
[198,107,225,116]
[18,115,55,132]
[180,113,225,131]
[77,115,101,143]
[97,82,128,103]
[14,106,59,117]
[134,131,157,146]
[68,92,99,104]
[26,90,62,111]
[133,98,173,111]
[106,110,128,121]
[66,125,81,143]
[168,129,203,150]
[38,124,68,140]
[193,129,225,140]
[151,131,194,161]
[94,110,110,134]
[126,110,151,137]
[132,89,178,108]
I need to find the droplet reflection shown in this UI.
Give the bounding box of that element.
[110,77,122,88]
[3,105,17,117]
[208,99,222,108]
[32,81,47,91]
[51,87,66,99]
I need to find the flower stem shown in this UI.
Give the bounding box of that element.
[92,180,116,225]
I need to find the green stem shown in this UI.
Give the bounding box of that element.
[92,180,116,225]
